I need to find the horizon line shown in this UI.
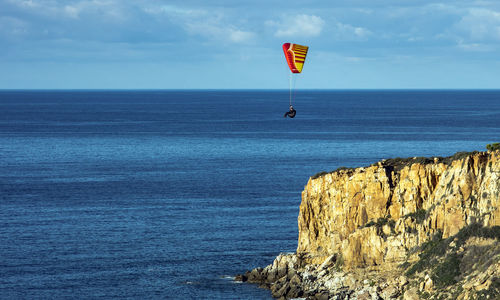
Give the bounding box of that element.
[1,88,500,91]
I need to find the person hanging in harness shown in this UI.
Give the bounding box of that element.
[284,105,296,118]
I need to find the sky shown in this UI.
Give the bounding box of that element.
[1,0,500,89]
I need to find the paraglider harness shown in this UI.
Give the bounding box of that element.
[284,105,296,118]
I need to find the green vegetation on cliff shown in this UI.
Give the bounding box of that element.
[487,143,500,151]
[405,224,500,298]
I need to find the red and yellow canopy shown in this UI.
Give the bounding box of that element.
[282,43,309,74]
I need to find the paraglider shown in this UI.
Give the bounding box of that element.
[282,43,309,118]
[284,105,296,118]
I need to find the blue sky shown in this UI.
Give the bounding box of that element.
[1,0,500,89]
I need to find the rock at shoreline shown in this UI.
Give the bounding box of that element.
[237,150,500,299]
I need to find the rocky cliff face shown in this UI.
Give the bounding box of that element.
[238,150,500,299]
[298,151,500,269]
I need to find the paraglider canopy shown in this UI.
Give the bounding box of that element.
[282,43,309,73]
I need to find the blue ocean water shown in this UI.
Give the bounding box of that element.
[0,90,499,299]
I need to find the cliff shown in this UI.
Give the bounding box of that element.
[237,150,500,299]
[298,151,499,269]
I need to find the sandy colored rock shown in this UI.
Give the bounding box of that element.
[403,287,420,300]
[298,151,500,269]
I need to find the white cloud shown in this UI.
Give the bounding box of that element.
[144,5,207,19]
[145,4,256,44]
[454,8,500,41]
[184,21,256,43]
[5,0,41,10]
[19,0,38,8]
[335,21,371,39]
[267,14,325,37]
[64,1,125,21]
[63,5,80,19]
[456,39,495,52]
[228,29,255,43]
[6,0,125,21]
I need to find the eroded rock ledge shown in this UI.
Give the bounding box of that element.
[237,150,500,299]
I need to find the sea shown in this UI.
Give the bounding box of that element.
[0,90,499,299]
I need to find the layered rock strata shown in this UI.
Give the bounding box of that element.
[298,151,499,268]
[237,150,500,299]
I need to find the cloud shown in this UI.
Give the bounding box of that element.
[0,16,29,37]
[13,0,39,9]
[0,1,183,44]
[144,5,207,19]
[334,21,372,40]
[267,14,325,37]
[228,29,255,43]
[5,0,125,20]
[383,3,500,46]
[144,4,256,44]
[456,41,494,52]
[454,8,500,41]
[184,21,256,43]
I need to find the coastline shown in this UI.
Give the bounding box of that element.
[237,149,500,299]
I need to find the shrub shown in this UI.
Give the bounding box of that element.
[364,217,395,229]
[311,171,328,179]
[311,167,353,180]
[333,253,344,272]
[453,223,500,245]
[405,231,445,276]
[404,224,500,277]
[486,143,500,151]
[404,209,427,224]
[432,253,461,288]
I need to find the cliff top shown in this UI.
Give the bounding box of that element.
[377,150,479,171]
[311,149,498,180]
